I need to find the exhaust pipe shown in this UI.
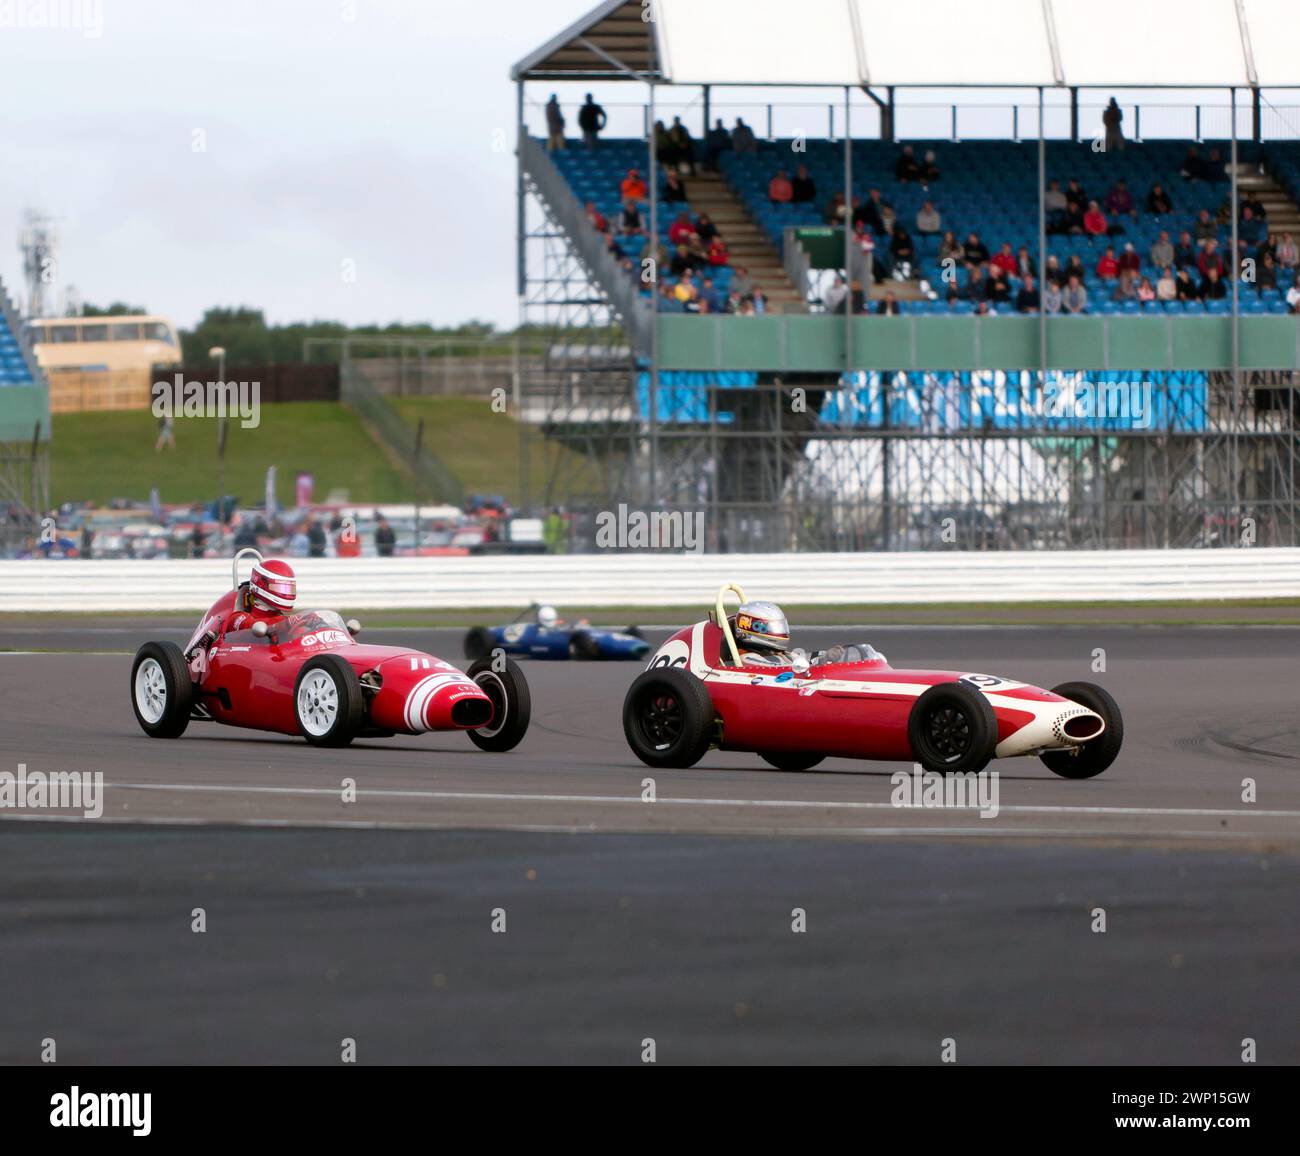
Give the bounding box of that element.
[1053,707,1105,746]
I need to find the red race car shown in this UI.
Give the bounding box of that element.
[623,584,1122,777]
[129,550,530,750]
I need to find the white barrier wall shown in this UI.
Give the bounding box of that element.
[3,550,1300,612]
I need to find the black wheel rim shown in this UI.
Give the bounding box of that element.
[926,705,973,763]
[639,690,683,750]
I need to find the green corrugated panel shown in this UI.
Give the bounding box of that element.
[0,385,52,443]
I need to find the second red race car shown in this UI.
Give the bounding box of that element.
[129,549,530,750]
[623,584,1122,777]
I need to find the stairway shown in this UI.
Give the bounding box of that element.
[1230,163,1300,237]
[678,170,808,313]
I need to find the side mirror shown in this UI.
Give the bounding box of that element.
[790,649,810,675]
[346,618,361,636]
[251,620,269,638]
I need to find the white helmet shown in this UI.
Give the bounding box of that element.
[733,600,789,652]
[537,605,559,628]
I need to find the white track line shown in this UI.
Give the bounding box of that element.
[97,780,1300,820]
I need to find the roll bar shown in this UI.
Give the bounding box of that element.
[232,547,263,590]
[713,583,747,668]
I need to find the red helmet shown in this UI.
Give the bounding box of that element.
[249,558,296,612]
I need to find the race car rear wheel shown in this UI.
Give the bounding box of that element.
[294,654,364,747]
[759,751,825,772]
[130,641,193,739]
[466,657,531,751]
[463,627,494,661]
[1040,682,1123,779]
[623,667,714,769]
[569,630,601,660]
[907,682,998,775]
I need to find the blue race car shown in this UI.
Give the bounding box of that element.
[463,604,650,661]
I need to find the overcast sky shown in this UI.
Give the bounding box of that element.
[0,1,1257,332]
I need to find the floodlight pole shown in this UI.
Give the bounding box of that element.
[1038,86,1047,417]
[1230,86,1240,535]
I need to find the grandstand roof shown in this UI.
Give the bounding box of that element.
[513,0,1300,88]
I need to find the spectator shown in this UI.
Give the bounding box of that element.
[1065,254,1087,282]
[79,522,94,560]
[920,150,941,184]
[752,287,768,314]
[1045,179,1068,214]
[1043,254,1064,287]
[1174,230,1198,269]
[849,280,867,315]
[1203,148,1225,183]
[620,199,645,236]
[1113,269,1138,301]
[879,200,897,236]
[1194,209,1217,245]
[877,290,900,315]
[823,274,848,314]
[890,224,915,271]
[155,412,175,452]
[1016,274,1040,313]
[694,213,719,244]
[669,244,695,278]
[962,263,988,303]
[1096,246,1119,279]
[374,511,395,557]
[1174,268,1198,301]
[1258,251,1278,292]
[990,243,1018,276]
[1151,230,1174,270]
[653,119,675,167]
[1198,240,1224,279]
[705,118,731,170]
[1118,242,1141,276]
[1065,178,1089,208]
[1084,201,1113,238]
[824,191,847,225]
[1137,276,1156,304]
[1277,233,1299,269]
[732,117,756,153]
[916,201,941,241]
[1240,205,1264,247]
[1016,247,1037,280]
[545,94,565,150]
[938,230,962,264]
[584,201,608,233]
[621,168,647,201]
[1200,266,1227,300]
[986,266,1011,306]
[1156,267,1177,301]
[662,170,688,203]
[1102,97,1125,151]
[1104,179,1136,218]
[577,94,606,149]
[731,266,755,299]
[854,188,889,235]
[668,212,695,247]
[1258,232,1277,264]
[791,164,816,204]
[963,231,990,266]
[1180,146,1204,181]
[851,223,876,286]
[1147,183,1173,215]
[768,169,793,204]
[1287,274,1300,313]
[1063,197,1086,235]
[1062,273,1088,314]
[894,144,921,182]
[707,236,729,266]
[668,117,696,174]
[1043,279,1063,314]
[673,272,699,307]
[307,519,327,558]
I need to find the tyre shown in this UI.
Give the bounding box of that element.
[294,654,364,747]
[466,656,531,752]
[623,667,715,769]
[569,630,601,660]
[1040,681,1123,779]
[130,641,194,739]
[907,682,998,775]
[463,627,494,661]
[759,751,825,772]
[625,625,644,639]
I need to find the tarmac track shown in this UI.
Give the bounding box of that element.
[1,623,1298,1062]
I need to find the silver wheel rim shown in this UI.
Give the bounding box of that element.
[474,671,507,737]
[297,669,339,737]
[135,657,167,724]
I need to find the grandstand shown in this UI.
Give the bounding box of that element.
[512,0,1300,551]
[0,274,50,552]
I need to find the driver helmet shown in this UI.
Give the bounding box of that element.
[249,558,296,613]
[733,600,789,653]
[537,605,559,629]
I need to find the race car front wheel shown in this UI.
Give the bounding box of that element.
[569,630,601,660]
[463,627,494,661]
[130,641,193,739]
[907,682,998,775]
[623,667,714,769]
[1040,682,1123,779]
[294,655,364,747]
[467,656,531,752]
